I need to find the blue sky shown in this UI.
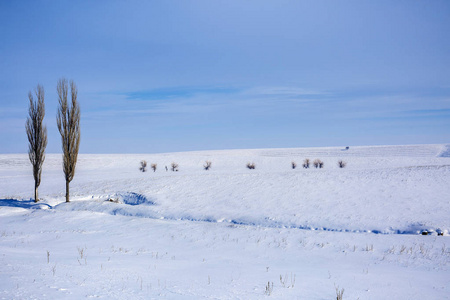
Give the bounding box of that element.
[1,0,449,153]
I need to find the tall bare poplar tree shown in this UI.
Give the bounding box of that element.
[56,78,81,203]
[26,85,48,203]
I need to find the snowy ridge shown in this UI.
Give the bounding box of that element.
[51,196,447,236]
[145,143,444,159]
[258,144,444,158]
[438,144,450,157]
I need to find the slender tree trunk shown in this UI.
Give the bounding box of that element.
[34,184,39,203]
[65,181,70,202]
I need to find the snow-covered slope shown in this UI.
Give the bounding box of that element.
[1,144,449,299]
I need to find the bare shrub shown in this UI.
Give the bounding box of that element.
[139,160,147,172]
[338,160,347,168]
[313,159,320,168]
[26,84,47,203]
[313,159,324,168]
[204,161,212,170]
[302,158,310,169]
[291,161,297,169]
[56,78,80,203]
[151,163,157,172]
[171,162,179,172]
[246,162,256,169]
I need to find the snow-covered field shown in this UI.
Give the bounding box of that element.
[1,144,449,299]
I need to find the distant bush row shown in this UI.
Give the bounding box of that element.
[139,159,347,172]
[294,159,346,169]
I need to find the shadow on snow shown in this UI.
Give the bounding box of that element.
[0,199,52,209]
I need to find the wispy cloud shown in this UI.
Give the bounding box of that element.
[407,108,450,115]
[123,86,242,101]
[115,85,331,116]
[120,85,329,102]
[242,86,327,97]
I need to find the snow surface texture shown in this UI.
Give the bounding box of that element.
[1,144,449,299]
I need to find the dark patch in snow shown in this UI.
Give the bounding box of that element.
[107,192,155,206]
